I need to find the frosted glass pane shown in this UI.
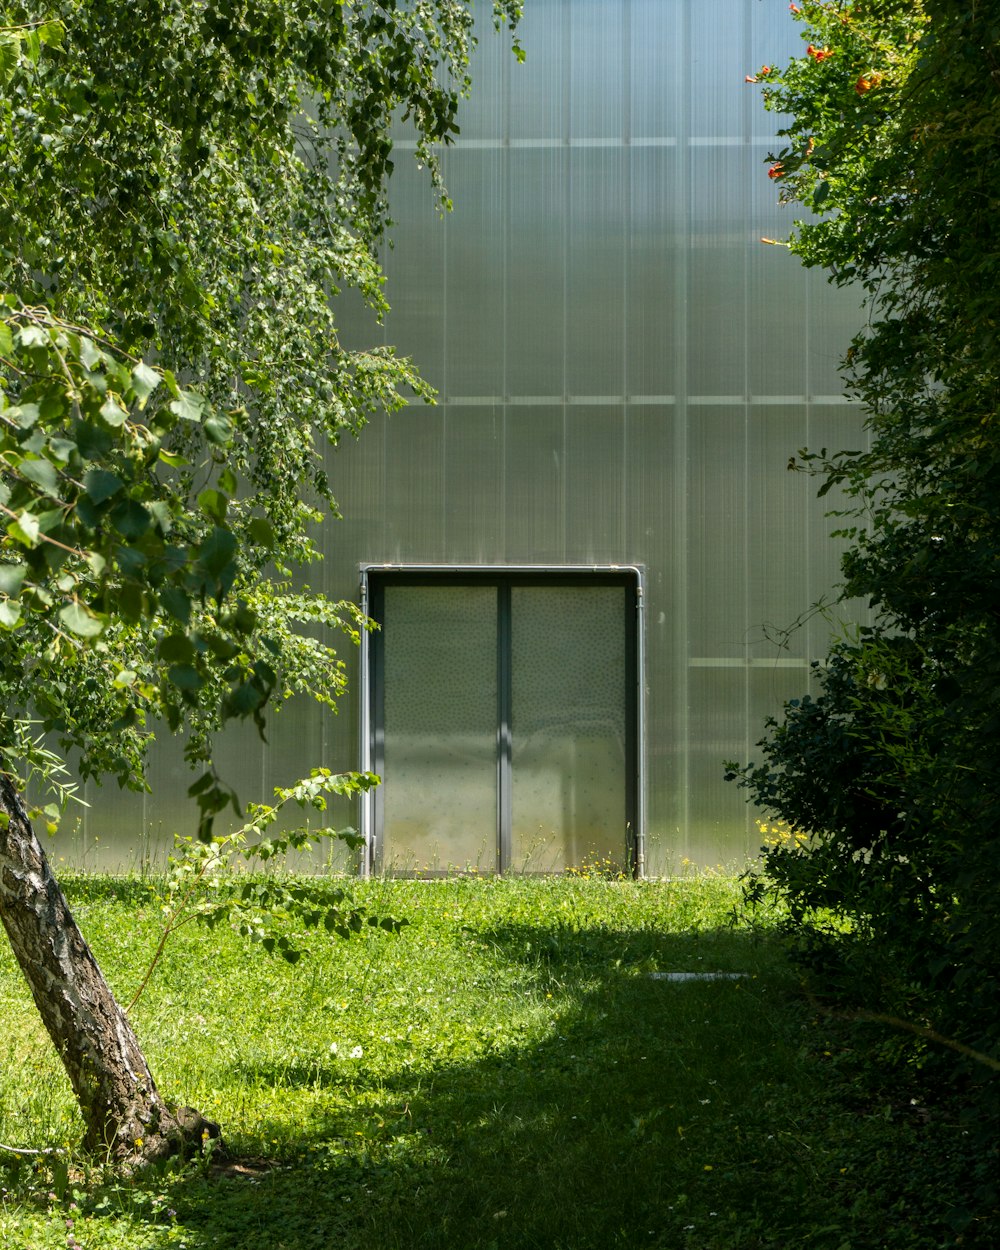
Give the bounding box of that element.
[565,406,625,561]
[383,407,445,561]
[749,193,808,397]
[381,159,445,394]
[629,148,680,398]
[507,149,565,396]
[807,268,862,396]
[567,148,626,396]
[511,587,627,872]
[323,410,386,575]
[631,0,682,139]
[625,404,677,562]
[265,698,325,833]
[503,406,565,561]
[508,0,566,140]
[689,0,747,139]
[451,16,505,142]
[688,405,747,660]
[570,0,624,139]
[687,666,749,866]
[747,405,810,660]
[62,778,148,872]
[443,405,504,561]
[381,586,497,872]
[688,147,749,397]
[445,149,505,398]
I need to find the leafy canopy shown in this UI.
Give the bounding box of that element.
[0,1,522,830]
[731,0,1000,1051]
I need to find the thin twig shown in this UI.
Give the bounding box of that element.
[803,985,1000,1073]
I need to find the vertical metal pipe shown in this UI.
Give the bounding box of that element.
[635,569,647,877]
[358,568,372,878]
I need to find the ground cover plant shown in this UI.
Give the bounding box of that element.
[0,874,989,1249]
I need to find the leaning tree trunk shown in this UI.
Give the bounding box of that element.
[0,772,217,1166]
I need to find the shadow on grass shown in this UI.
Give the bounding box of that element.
[135,924,877,1250]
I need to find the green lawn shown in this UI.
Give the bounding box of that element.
[0,875,984,1249]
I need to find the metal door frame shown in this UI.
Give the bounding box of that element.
[359,565,645,876]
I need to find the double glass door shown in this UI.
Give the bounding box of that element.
[368,572,637,874]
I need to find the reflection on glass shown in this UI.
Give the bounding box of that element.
[511,586,627,872]
[382,586,498,872]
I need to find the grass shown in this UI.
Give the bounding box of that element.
[0,873,988,1249]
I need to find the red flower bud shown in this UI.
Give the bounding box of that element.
[767,164,784,180]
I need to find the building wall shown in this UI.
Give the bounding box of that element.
[325,0,866,873]
[68,0,865,873]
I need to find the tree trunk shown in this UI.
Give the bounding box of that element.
[0,772,218,1167]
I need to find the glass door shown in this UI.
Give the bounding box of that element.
[510,585,628,873]
[378,584,499,873]
[370,572,637,875]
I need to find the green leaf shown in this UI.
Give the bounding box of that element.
[158,449,190,469]
[248,516,276,549]
[203,414,232,446]
[131,361,161,405]
[0,600,21,629]
[99,396,128,427]
[0,564,27,596]
[227,683,264,716]
[169,389,205,422]
[116,581,144,622]
[187,772,216,797]
[159,633,196,664]
[18,457,59,498]
[146,499,174,533]
[83,469,124,505]
[16,325,47,351]
[37,20,64,50]
[159,586,192,625]
[77,336,102,370]
[0,35,17,86]
[74,420,113,461]
[167,664,203,691]
[109,499,151,540]
[59,601,105,638]
[9,403,39,430]
[197,488,228,524]
[197,526,238,575]
[8,511,40,547]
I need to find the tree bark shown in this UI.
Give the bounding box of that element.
[0,772,218,1166]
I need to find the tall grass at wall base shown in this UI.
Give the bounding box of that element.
[0,874,992,1249]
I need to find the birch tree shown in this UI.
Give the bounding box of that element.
[0,0,521,1167]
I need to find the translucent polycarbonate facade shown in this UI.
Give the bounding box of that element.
[327,0,866,874]
[67,0,866,873]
